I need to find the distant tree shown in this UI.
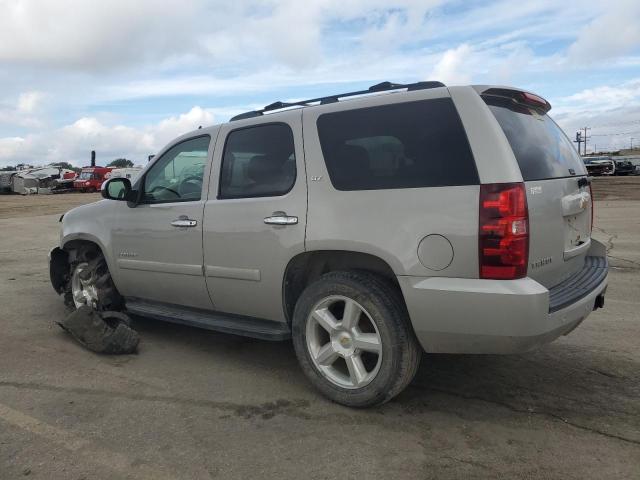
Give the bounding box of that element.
[108,158,134,168]
[0,165,16,171]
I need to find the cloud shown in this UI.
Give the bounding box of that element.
[0,137,24,160]
[0,0,197,71]
[568,0,640,63]
[0,0,443,73]
[17,91,45,114]
[0,91,46,128]
[428,44,473,85]
[152,107,215,144]
[0,106,215,167]
[562,79,640,110]
[1,1,640,162]
[552,79,640,152]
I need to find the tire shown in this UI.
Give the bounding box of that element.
[292,271,421,407]
[63,245,123,312]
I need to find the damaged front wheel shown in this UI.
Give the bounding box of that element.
[71,262,101,309]
[63,246,122,312]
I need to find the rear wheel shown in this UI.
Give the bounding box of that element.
[64,246,122,312]
[292,271,421,407]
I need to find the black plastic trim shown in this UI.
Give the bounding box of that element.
[125,298,291,341]
[548,256,608,313]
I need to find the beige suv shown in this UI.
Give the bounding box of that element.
[50,81,608,407]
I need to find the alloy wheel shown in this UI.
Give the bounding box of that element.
[306,295,383,389]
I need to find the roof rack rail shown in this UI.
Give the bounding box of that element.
[230,80,445,121]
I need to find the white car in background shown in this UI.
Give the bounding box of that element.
[105,167,143,182]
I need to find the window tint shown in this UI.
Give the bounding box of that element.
[316,98,478,191]
[485,96,586,180]
[143,135,210,203]
[219,123,296,199]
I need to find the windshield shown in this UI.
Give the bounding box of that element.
[484,96,586,180]
[78,171,93,180]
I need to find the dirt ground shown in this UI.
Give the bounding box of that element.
[590,175,640,201]
[0,192,101,219]
[0,178,639,479]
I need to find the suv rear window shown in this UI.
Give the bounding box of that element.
[484,96,586,181]
[316,98,478,191]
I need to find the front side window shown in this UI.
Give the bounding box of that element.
[143,135,210,203]
[317,98,478,191]
[219,123,296,199]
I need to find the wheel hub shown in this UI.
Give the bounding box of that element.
[332,331,355,355]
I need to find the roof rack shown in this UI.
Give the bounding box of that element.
[230,80,445,121]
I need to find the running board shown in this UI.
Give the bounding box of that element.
[124,298,291,341]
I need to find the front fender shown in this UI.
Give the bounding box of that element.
[58,200,119,286]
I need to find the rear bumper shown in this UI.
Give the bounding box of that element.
[399,240,608,354]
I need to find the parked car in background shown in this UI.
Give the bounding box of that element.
[613,159,635,176]
[0,170,17,193]
[105,167,143,182]
[50,81,609,407]
[11,166,76,194]
[583,156,615,176]
[74,166,113,192]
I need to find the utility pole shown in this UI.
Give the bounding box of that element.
[574,131,583,155]
[631,138,635,150]
[582,127,591,155]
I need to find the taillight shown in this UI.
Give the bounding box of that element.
[479,183,529,280]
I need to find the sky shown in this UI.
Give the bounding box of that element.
[0,0,639,167]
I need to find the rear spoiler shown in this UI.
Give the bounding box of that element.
[477,86,551,113]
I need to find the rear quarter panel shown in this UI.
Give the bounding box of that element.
[448,86,523,184]
[302,88,480,278]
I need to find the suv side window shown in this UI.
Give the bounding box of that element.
[219,123,296,199]
[317,98,478,191]
[143,135,210,203]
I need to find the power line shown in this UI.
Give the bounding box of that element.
[587,119,640,129]
[591,129,640,137]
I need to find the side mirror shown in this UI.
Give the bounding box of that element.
[101,177,133,201]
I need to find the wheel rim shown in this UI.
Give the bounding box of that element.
[71,262,99,309]
[306,295,383,389]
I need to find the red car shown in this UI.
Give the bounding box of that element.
[74,167,113,192]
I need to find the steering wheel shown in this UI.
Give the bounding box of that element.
[147,185,180,197]
[178,176,203,196]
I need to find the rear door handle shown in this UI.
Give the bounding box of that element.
[264,211,298,226]
[171,216,198,228]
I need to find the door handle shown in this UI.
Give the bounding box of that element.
[171,216,198,227]
[264,211,298,226]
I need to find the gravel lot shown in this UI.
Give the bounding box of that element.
[1,182,639,479]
